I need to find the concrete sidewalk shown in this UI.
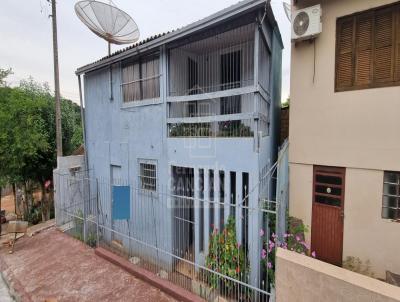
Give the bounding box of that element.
[0,227,176,302]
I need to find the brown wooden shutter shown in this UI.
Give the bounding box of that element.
[395,7,400,82]
[355,14,373,86]
[373,8,395,83]
[336,18,355,90]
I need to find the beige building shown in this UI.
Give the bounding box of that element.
[289,0,400,279]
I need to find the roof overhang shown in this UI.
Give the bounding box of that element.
[76,0,279,75]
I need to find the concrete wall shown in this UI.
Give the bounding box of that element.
[289,164,400,277]
[276,248,400,302]
[54,155,85,226]
[289,0,400,278]
[84,63,173,265]
[289,0,400,170]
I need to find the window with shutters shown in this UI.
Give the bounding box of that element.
[335,2,400,91]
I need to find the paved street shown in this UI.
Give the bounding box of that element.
[0,227,176,302]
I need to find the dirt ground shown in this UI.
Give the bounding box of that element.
[0,192,42,214]
[1,194,16,214]
[0,227,177,302]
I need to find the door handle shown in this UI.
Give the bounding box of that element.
[340,211,344,218]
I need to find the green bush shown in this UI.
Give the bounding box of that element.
[86,232,97,248]
[27,204,42,225]
[206,216,249,292]
[73,209,84,241]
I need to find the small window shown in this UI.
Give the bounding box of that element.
[382,171,400,221]
[139,162,157,191]
[313,166,345,208]
[122,54,160,102]
[335,2,400,91]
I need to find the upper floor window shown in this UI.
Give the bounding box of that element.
[382,171,400,221]
[122,54,160,103]
[335,3,400,92]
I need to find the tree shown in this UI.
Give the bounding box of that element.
[0,75,83,221]
[281,96,290,108]
[0,68,12,87]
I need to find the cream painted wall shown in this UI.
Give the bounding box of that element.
[289,163,400,278]
[276,248,400,302]
[288,0,400,279]
[344,168,400,278]
[289,0,400,171]
[288,163,313,242]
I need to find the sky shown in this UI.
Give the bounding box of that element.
[0,0,290,103]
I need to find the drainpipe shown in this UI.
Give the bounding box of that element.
[77,74,89,173]
[78,74,89,242]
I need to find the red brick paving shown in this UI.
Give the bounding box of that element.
[0,227,177,302]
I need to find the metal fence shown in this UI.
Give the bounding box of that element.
[54,145,288,301]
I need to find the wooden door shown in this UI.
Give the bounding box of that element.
[311,166,345,266]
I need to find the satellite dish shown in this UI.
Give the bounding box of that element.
[75,0,140,54]
[283,2,291,22]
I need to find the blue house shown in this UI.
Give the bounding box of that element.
[76,0,283,292]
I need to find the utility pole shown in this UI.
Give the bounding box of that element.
[50,0,63,157]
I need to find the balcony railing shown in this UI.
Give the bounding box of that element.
[168,23,255,98]
[168,119,254,138]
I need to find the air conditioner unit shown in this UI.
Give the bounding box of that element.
[291,4,322,41]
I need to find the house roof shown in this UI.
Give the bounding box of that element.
[76,0,281,75]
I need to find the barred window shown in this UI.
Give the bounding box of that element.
[382,171,400,221]
[122,54,160,103]
[139,162,157,191]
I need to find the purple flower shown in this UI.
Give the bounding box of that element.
[311,251,316,258]
[261,249,267,259]
[267,262,272,269]
[259,228,265,237]
[296,235,301,241]
[300,241,310,250]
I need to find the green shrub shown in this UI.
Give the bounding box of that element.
[27,204,42,225]
[205,216,249,292]
[86,232,97,248]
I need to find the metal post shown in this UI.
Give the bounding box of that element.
[50,0,62,157]
[108,42,114,101]
[96,178,100,247]
[77,75,88,171]
[83,177,87,243]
